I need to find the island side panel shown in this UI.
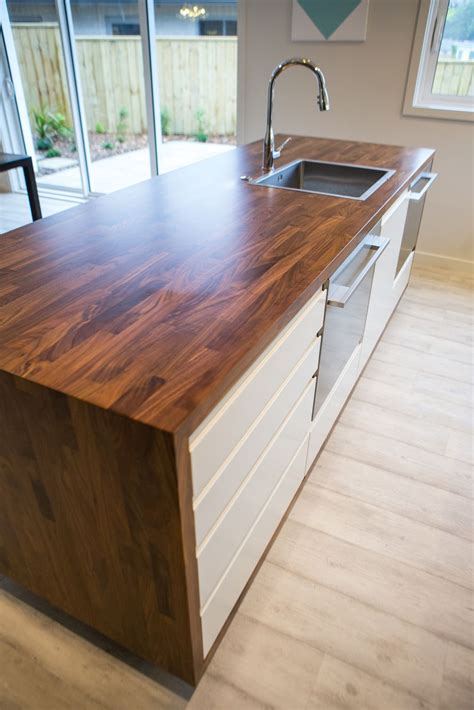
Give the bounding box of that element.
[174,429,206,677]
[0,370,202,683]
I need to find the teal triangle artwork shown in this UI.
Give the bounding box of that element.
[297,0,362,39]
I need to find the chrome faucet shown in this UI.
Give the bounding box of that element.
[263,58,330,172]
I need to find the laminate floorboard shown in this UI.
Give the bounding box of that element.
[326,422,473,498]
[312,450,473,541]
[363,358,474,408]
[269,518,473,648]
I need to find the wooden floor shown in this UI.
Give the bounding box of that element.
[0,191,82,234]
[0,264,472,710]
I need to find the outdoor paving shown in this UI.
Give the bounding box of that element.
[38,156,78,171]
[37,141,235,194]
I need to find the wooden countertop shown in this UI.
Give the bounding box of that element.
[0,137,434,435]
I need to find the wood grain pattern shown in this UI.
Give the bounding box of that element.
[306,656,436,710]
[271,517,473,649]
[0,137,434,436]
[0,589,190,710]
[291,484,472,590]
[0,370,202,684]
[440,643,474,710]
[240,561,447,705]
[314,450,473,541]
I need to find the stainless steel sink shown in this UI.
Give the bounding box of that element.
[248,159,395,200]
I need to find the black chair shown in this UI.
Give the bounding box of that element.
[0,152,42,221]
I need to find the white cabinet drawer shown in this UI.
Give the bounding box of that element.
[359,192,409,372]
[194,339,320,546]
[306,345,361,473]
[359,244,392,371]
[197,381,314,607]
[380,191,409,286]
[200,436,308,656]
[381,190,409,230]
[392,250,414,306]
[190,289,325,498]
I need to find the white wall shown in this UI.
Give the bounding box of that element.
[238,0,473,265]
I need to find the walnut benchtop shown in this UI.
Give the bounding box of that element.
[0,137,434,435]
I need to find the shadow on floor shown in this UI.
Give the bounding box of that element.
[0,575,193,702]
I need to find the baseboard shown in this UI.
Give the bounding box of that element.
[414,250,474,275]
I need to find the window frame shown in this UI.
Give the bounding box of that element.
[403,0,474,122]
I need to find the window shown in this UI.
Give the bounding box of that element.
[404,0,473,120]
[2,0,238,197]
[199,19,237,36]
[111,22,140,36]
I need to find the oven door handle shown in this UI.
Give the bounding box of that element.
[327,236,390,308]
[408,172,438,201]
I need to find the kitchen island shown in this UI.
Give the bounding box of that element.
[0,137,434,684]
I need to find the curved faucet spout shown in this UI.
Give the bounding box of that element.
[263,58,330,172]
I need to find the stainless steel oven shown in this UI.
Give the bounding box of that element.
[313,231,389,417]
[396,170,437,276]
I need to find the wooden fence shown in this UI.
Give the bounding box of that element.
[12,23,237,136]
[432,59,474,97]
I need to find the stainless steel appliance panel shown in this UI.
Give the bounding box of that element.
[313,231,388,417]
[396,168,437,276]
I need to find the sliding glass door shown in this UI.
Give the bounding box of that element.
[154,0,238,173]
[5,0,83,191]
[69,0,152,193]
[0,30,24,160]
[2,0,238,198]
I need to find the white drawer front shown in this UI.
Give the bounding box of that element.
[306,345,361,473]
[359,193,409,373]
[197,381,314,607]
[200,436,308,656]
[190,290,325,498]
[381,191,409,230]
[359,247,392,371]
[380,192,409,276]
[392,251,414,307]
[193,340,320,546]
[380,192,409,289]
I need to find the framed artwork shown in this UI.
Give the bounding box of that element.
[291,0,370,42]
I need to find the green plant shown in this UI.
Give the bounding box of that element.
[117,107,129,141]
[117,135,125,143]
[161,107,171,136]
[445,1,474,42]
[33,108,50,140]
[36,136,53,151]
[45,147,61,158]
[102,140,114,150]
[47,111,72,139]
[32,107,72,143]
[194,108,208,143]
[95,121,106,134]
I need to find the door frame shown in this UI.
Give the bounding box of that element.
[0,3,34,163]
[1,0,161,197]
[55,0,92,195]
